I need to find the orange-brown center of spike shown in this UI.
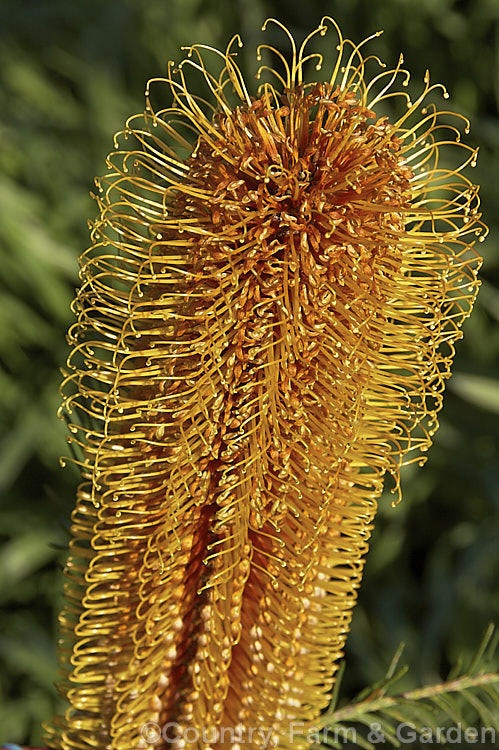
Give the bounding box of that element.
[137,85,415,743]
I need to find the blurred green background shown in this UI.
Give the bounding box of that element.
[0,0,498,745]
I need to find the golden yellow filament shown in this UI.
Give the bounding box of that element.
[45,17,485,750]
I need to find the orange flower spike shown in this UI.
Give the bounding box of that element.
[45,17,485,750]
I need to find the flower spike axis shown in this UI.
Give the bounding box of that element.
[45,17,485,750]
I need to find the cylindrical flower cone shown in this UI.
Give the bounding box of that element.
[43,17,485,750]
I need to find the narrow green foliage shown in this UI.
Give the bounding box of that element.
[320,625,499,749]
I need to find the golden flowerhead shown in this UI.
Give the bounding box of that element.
[45,17,485,750]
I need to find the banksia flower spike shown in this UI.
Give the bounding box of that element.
[45,17,485,750]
